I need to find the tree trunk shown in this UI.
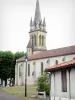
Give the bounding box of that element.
[12,78,15,86]
[5,79,7,87]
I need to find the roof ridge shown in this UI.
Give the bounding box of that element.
[16,45,75,62]
[47,45,75,52]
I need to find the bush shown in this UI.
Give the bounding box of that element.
[36,73,50,95]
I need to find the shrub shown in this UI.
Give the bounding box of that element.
[36,73,50,95]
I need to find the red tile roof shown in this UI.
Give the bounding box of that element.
[16,45,75,62]
[28,45,75,61]
[45,59,75,72]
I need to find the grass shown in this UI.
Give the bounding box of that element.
[0,86,42,100]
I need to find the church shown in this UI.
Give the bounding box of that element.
[15,0,75,86]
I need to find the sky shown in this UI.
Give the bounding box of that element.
[0,0,75,53]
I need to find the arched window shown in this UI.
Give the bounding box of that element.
[42,36,44,46]
[39,35,41,46]
[32,62,36,76]
[19,65,22,76]
[19,66,21,76]
[31,35,34,49]
[41,62,43,75]
[34,35,36,46]
[28,64,30,76]
[19,63,23,77]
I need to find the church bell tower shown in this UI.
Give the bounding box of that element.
[27,0,47,56]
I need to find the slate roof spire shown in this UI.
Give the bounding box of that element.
[34,0,41,24]
[29,0,47,32]
[43,18,46,26]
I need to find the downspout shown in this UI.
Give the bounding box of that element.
[68,69,71,100]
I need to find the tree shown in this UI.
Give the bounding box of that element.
[37,73,50,95]
[0,51,14,86]
[14,51,25,59]
[0,51,25,86]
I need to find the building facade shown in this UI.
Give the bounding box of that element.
[15,0,75,87]
[15,45,75,85]
[45,59,75,100]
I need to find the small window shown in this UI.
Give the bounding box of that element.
[62,57,65,61]
[47,59,50,64]
[33,62,35,65]
[19,66,22,76]
[61,70,67,92]
[19,63,23,77]
[42,36,44,46]
[41,62,43,75]
[28,64,30,76]
[55,60,58,64]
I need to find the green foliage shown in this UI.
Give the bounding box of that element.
[0,51,14,79]
[0,50,25,86]
[37,73,50,95]
[14,51,25,59]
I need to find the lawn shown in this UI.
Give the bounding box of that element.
[0,86,42,100]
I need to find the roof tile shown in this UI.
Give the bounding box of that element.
[16,45,75,62]
[46,59,75,71]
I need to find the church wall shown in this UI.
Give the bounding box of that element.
[49,54,75,66]
[15,63,19,85]
[30,54,75,80]
[65,54,75,61]
[35,58,49,77]
[15,62,25,86]
[27,61,36,85]
[15,63,17,85]
[15,54,75,86]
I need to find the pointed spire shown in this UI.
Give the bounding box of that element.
[34,0,41,24]
[30,17,32,27]
[43,18,46,26]
[43,18,46,31]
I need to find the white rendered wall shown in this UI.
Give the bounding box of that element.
[51,68,75,100]
[15,54,75,86]
[70,68,75,99]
